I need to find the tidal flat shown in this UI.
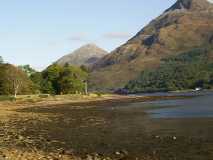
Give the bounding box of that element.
[0,93,213,160]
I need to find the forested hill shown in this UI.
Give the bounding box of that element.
[125,47,213,93]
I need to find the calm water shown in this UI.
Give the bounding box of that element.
[140,91,213,118]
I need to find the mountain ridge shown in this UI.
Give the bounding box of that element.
[165,0,213,12]
[90,0,213,91]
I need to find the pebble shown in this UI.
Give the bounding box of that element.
[155,135,160,139]
[0,155,5,160]
[65,149,74,155]
[121,149,128,155]
[115,151,121,155]
[18,135,24,140]
[86,155,93,160]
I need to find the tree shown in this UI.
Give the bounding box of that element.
[31,63,89,95]
[40,79,55,94]
[42,64,62,94]
[7,67,22,98]
[0,56,4,64]
[19,65,36,77]
[30,72,43,93]
[80,65,90,73]
[58,76,83,94]
[58,65,88,94]
[0,64,34,97]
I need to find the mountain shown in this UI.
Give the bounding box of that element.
[56,44,108,67]
[90,0,213,91]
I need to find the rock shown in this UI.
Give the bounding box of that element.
[120,150,128,155]
[86,154,93,160]
[65,149,74,155]
[18,135,24,140]
[0,156,5,160]
[57,148,65,154]
[155,135,160,139]
[115,151,121,155]
[173,136,177,140]
[0,152,5,160]
[0,134,4,137]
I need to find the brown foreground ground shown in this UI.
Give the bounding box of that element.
[0,94,213,160]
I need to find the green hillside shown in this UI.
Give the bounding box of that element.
[125,48,213,93]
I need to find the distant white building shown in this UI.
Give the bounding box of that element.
[195,87,202,91]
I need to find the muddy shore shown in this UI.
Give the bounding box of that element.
[0,94,212,160]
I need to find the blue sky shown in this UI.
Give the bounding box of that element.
[0,0,176,70]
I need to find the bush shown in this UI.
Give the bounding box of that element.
[95,92,103,97]
[0,96,15,101]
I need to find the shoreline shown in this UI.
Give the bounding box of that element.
[0,94,188,110]
[0,94,210,160]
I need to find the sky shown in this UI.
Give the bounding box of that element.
[0,0,177,70]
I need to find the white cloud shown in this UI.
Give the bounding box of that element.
[68,33,87,42]
[103,32,132,40]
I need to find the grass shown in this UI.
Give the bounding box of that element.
[0,95,15,101]
[0,93,112,105]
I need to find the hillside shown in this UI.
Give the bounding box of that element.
[125,47,213,93]
[90,0,213,91]
[56,44,108,67]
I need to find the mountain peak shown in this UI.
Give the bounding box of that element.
[56,44,108,67]
[81,43,99,48]
[165,0,213,12]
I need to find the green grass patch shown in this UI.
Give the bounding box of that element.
[0,96,15,101]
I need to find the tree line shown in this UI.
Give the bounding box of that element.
[125,48,213,93]
[30,63,88,95]
[0,56,89,97]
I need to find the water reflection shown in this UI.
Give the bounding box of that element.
[142,91,213,118]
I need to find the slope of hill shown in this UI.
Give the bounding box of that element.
[90,0,213,91]
[125,47,213,93]
[56,44,108,67]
